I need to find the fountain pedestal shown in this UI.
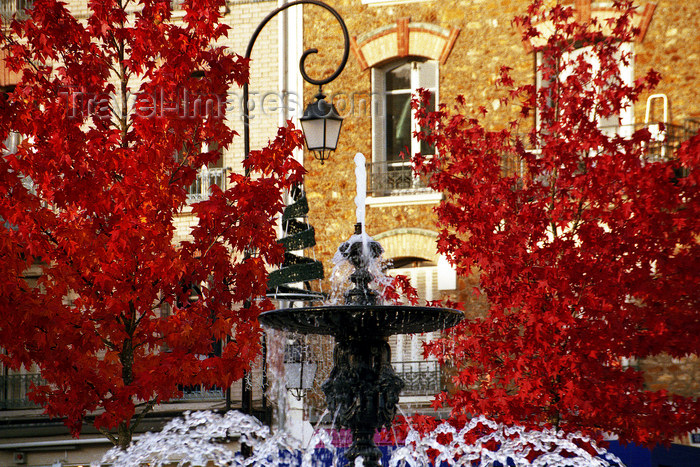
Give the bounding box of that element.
[259,225,462,466]
[323,335,403,466]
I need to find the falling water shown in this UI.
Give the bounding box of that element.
[390,416,625,467]
[97,410,292,467]
[96,410,624,466]
[327,231,394,306]
[266,328,289,432]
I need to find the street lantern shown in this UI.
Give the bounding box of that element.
[242,0,349,172]
[284,339,317,400]
[300,90,343,164]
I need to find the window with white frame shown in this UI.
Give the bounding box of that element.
[389,261,438,360]
[180,141,227,202]
[530,43,635,186]
[387,258,443,397]
[370,60,437,196]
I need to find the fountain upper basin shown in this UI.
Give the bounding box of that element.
[258,305,462,338]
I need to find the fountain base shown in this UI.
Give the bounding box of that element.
[345,428,382,467]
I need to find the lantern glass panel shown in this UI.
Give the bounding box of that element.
[323,119,342,151]
[300,119,326,150]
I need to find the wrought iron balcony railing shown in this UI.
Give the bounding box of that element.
[368,121,696,197]
[632,121,692,163]
[186,167,228,202]
[501,121,697,179]
[367,160,431,197]
[0,373,43,409]
[0,0,32,20]
[392,360,442,396]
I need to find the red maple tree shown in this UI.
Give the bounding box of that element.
[0,0,304,448]
[414,0,699,445]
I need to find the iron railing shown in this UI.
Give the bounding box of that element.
[392,360,442,396]
[369,121,696,197]
[0,373,43,409]
[186,167,228,202]
[501,121,697,178]
[174,386,225,402]
[0,373,226,409]
[683,118,700,137]
[632,122,690,163]
[0,0,32,20]
[367,160,430,197]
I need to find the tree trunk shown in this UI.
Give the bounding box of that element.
[117,421,132,450]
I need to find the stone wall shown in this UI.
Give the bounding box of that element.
[641,355,700,398]
[303,0,533,278]
[303,0,699,272]
[636,0,700,123]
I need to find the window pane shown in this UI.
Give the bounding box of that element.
[386,63,411,91]
[386,92,412,161]
[418,61,437,89]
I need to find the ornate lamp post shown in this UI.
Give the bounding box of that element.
[242,0,349,170]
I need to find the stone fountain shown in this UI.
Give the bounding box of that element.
[258,154,463,466]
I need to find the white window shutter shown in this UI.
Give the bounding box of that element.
[437,255,456,290]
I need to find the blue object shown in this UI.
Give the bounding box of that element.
[607,440,700,467]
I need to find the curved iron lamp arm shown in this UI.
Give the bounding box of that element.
[242,0,350,174]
